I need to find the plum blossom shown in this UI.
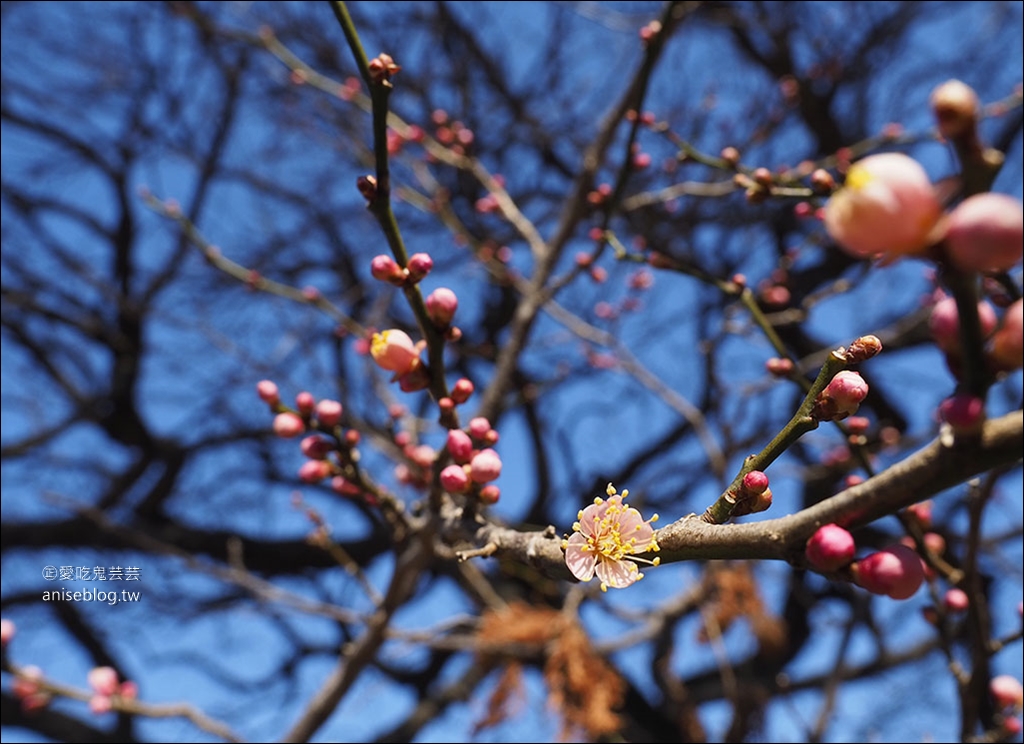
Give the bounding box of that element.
[824,153,942,259]
[370,329,421,375]
[562,483,660,591]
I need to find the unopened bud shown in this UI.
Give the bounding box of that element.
[930,79,980,141]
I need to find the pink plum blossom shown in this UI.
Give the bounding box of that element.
[562,483,660,592]
[944,587,969,612]
[370,254,406,285]
[805,524,856,572]
[316,399,343,427]
[0,618,14,646]
[812,370,869,421]
[370,330,421,375]
[989,298,1023,371]
[439,464,470,494]
[939,393,985,435]
[990,675,1024,711]
[88,667,119,697]
[273,412,305,438]
[824,153,942,259]
[853,544,925,599]
[469,448,502,484]
[929,296,998,355]
[944,193,1023,273]
[406,252,434,282]
[425,287,458,327]
[298,460,332,483]
[446,429,474,463]
[90,695,113,714]
[468,417,491,440]
[256,380,280,406]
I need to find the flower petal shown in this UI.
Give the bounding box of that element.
[595,556,640,589]
[564,533,597,582]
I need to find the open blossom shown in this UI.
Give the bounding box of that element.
[824,153,942,259]
[562,483,660,591]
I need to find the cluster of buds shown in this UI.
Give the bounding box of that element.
[87,666,138,715]
[367,53,400,85]
[370,253,434,286]
[804,529,925,600]
[12,665,50,713]
[439,417,502,503]
[811,370,869,422]
[257,382,365,495]
[823,80,1022,276]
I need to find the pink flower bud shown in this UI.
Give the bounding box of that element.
[469,448,502,484]
[298,460,332,483]
[930,79,980,140]
[425,287,459,327]
[370,330,421,375]
[853,544,925,600]
[766,357,794,377]
[939,393,985,435]
[0,618,14,646]
[315,399,343,427]
[468,417,491,440]
[907,500,933,529]
[300,436,333,460]
[944,193,1024,273]
[273,413,305,438]
[88,667,119,697]
[331,476,362,497]
[943,587,969,612]
[256,380,280,406]
[295,391,315,415]
[90,695,113,715]
[989,298,1024,371]
[478,485,501,504]
[13,666,43,700]
[397,365,431,393]
[742,470,769,495]
[824,153,942,259]
[451,378,474,404]
[446,429,474,463]
[805,524,856,572]
[990,675,1024,711]
[409,444,435,468]
[929,296,998,355]
[439,464,470,494]
[370,254,406,285]
[119,681,138,700]
[406,253,434,282]
[813,370,869,421]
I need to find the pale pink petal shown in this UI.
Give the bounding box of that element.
[564,533,597,582]
[595,556,640,589]
[577,500,606,537]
